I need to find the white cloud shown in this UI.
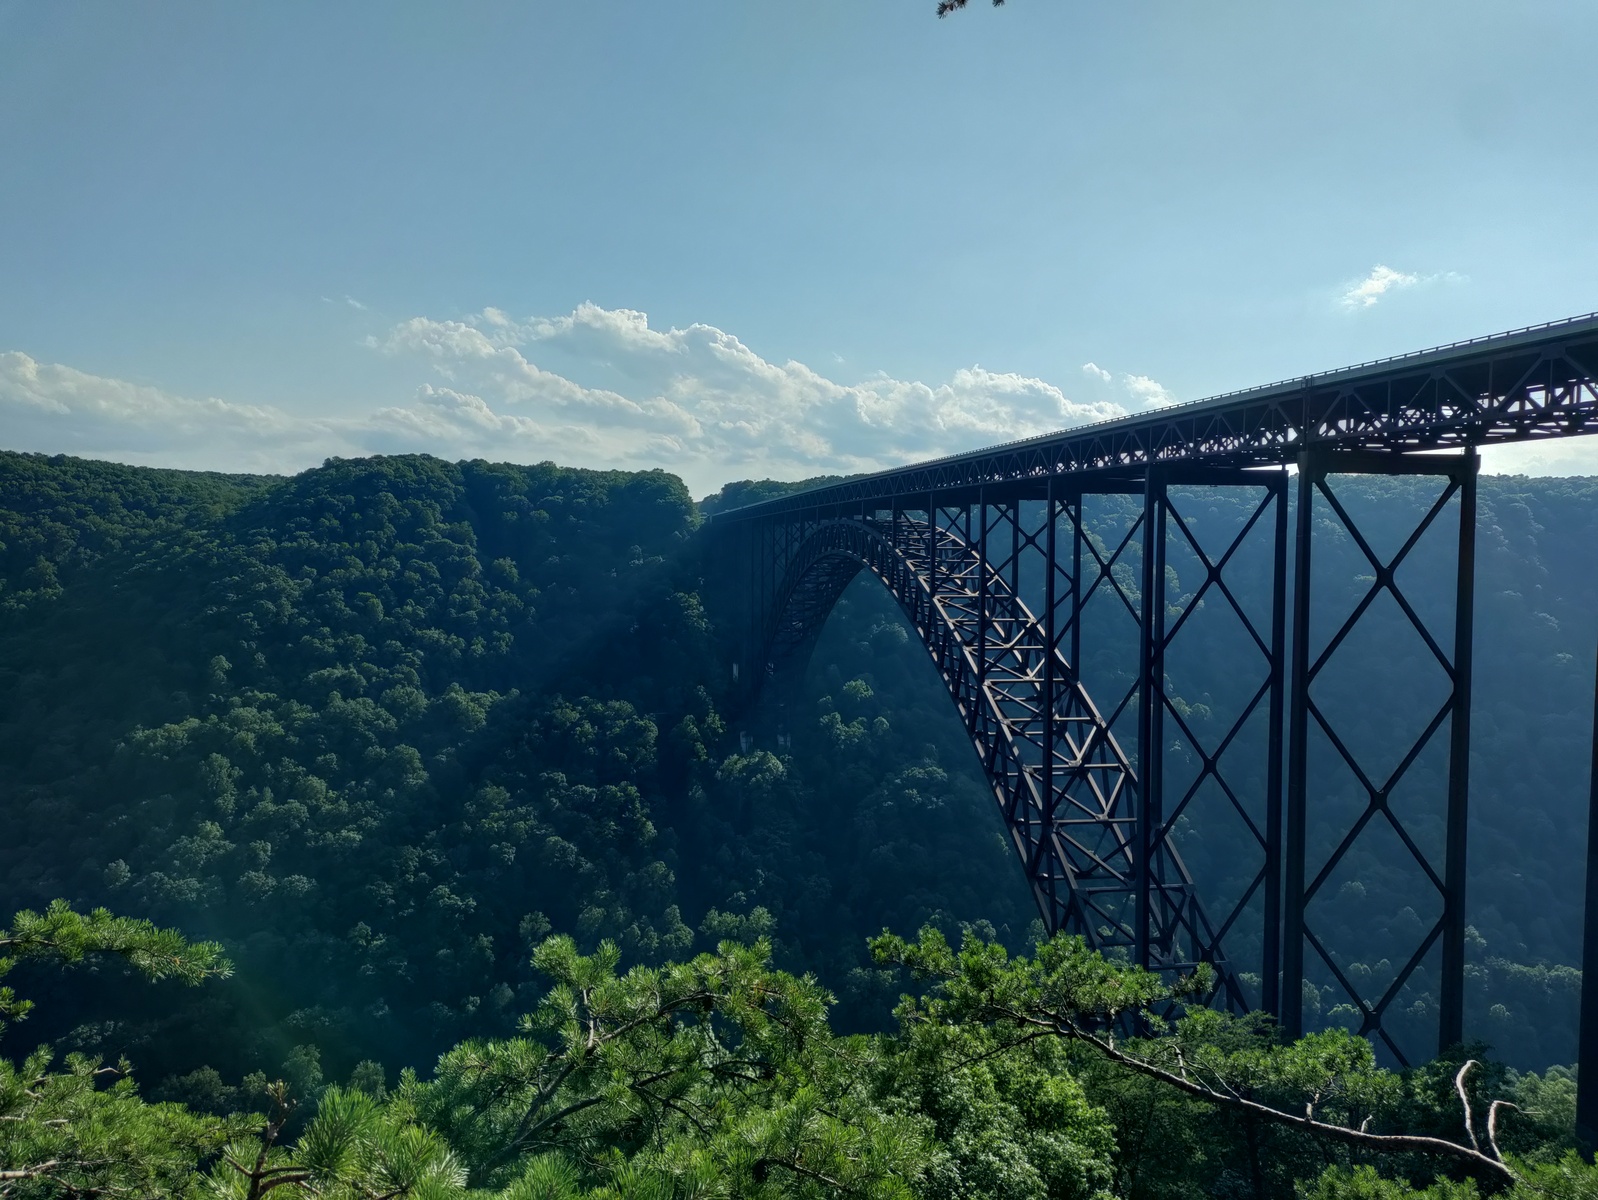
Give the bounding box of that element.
[1340,264,1420,309]
[1080,358,1177,409]
[1122,373,1176,408]
[1339,265,1469,311]
[0,351,337,471]
[2,305,1134,493]
[362,305,1127,489]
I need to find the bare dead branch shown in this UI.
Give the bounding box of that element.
[1486,1100,1517,1164]
[1456,1060,1481,1152]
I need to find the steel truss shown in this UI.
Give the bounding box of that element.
[741,471,1290,1008]
[760,502,1191,969]
[734,453,1476,1060]
[1282,448,1477,1064]
[712,312,1598,1081]
[1138,468,1288,1016]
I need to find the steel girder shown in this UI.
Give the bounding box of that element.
[710,313,1598,526]
[733,459,1475,1061]
[755,501,1244,1001]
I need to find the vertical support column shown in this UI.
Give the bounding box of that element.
[1577,631,1598,1151]
[1043,477,1059,930]
[1069,493,1083,673]
[1136,470,1168,969]
[1283,452,1316,1039]
[977,489,989,690]
[1438,448,1478,1052]
[1263,470,1289,1018]
[892,499,904,628]
[1009,497,1021,598]
[756,519,769,681]
[932,494,943,670]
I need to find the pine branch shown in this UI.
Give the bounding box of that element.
[936,0,1005,16]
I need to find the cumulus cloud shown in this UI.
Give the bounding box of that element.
[1122,373,1177,408]
[1080,358,1177,410]
[0,351,337,471]
[362,304,1128,489]
[2,304,1138,493]
[1341,265,1419,309]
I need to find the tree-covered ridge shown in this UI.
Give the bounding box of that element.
[0,452,275,612]
[0,452,715,1090]
[2,449,1597,1116]
[0,452,1042,1100]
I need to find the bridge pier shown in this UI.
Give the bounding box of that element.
[1136,470,1167,977]
[1578,640,1598,1150]
[1281,447,1477,1063]
[1130,466,1289,1014]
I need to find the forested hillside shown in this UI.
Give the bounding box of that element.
[0,451,1035,1104]
[3,450,1598,1199]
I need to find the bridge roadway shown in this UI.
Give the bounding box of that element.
[708,311,1598,1134]
[720,310,1598,516]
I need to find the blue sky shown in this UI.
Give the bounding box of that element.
[3,0,1596,493]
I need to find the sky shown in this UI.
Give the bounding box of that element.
[3,0,1597,496]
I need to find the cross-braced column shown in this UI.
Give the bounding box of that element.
[1132,467,1288,1013]
[1282,447,1478,1064]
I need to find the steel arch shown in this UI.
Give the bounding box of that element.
[762,511,1244,1005]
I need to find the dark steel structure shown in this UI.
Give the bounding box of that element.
[710,313,1598,1077]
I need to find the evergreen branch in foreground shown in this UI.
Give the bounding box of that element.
[0,900,232,1033]
[871,927,1520,1193]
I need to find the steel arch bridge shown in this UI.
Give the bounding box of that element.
[708,312,1598,1102]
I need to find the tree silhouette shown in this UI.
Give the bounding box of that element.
[937,0,1004,16]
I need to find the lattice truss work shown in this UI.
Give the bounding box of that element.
[748,487,1291,1008]
[1138,473,1288,1016]
[1283,451,1476,1065]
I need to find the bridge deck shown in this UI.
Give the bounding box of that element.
[713,311,1598,520]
